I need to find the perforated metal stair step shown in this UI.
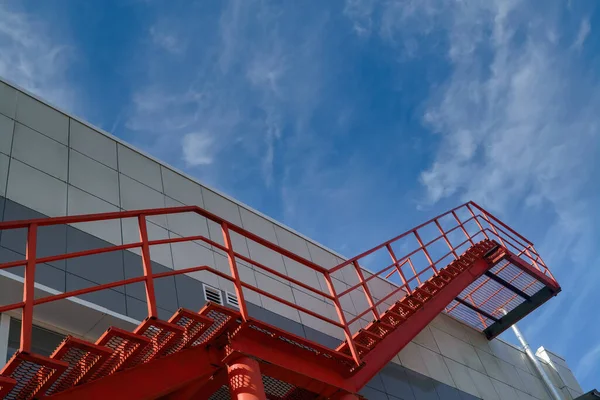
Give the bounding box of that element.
[79,327,152,384]
[132,317,186,364]
[167,308,216,353]
[0,351,68,400]
[40,336,113,397]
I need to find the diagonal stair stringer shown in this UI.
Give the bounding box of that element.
[350,256,493,391]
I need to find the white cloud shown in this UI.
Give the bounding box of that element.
[572,17,590,50]
[0,3,76,111]
[150,25,186,54]
[575,342,600,382]
[182,131,214,166]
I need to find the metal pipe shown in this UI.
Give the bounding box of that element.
[503,311,563,400]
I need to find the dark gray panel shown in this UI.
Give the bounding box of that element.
[359,386,390,400]
[66,226,124,293]
[66,273,126,315]
[458,391,481,400]
[174,273,207,311]
[125,295,174,321]
[1,200,66,270]
[404,369,439,400]
[365,373,386,392]
[34,263,66,292]
[122,250,178,311]
[434,384,463,400]
[380,364,416,400]
[303,325,341,349]
[0,245,65,292]
[246,302,306,339]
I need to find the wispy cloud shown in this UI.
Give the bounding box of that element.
[149,25,186,55]
[345,0,600,388]
[126,1,328,190]
[576,341,600,382]
[0,3,76,111]
[573,17,591,50]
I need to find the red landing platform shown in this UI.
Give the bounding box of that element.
[0,201,560,399]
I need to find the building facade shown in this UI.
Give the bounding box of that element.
[0,77,586,399]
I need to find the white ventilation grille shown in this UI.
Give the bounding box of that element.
[203,284,223,305]
[226,292,239,308]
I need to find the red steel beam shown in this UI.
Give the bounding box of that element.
[49,344,220,400]
[351,257,492,391]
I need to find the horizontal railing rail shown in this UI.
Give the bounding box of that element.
[0,201,557,367]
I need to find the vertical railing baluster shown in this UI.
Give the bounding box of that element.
[323,272,361,366]
[465,204,490,241]
[386,244,412,295]
[138,215,158,318]
[452,210,476,245]
[414,230,437,275]
[20,223,37,352]
[353,261,380,320]
[222,222,249,321]
[434,219,458,259]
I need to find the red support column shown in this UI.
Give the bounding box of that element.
[227,356,266,400]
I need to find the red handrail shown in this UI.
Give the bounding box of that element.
[0,201,558,367]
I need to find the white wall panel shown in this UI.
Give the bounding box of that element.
[431,327,486,374]
[254,270,300,322]
[0,114,13,155]
[117,144,163,192]
[418,344,455,387]
[6,159,67,217]
[12,123,68,181]
[161,167,204,206]
[0,81,16,118]
[70,120,117,169]
[306,241,338,269]
[397,341,429,377]
[273,225,312,259]
[444,357,481,398]
[171,238,219,288]
[491,379,519,400]
[69,150,119,206]
[164,197,211,247]
[202,188,242,224]
[247,240,288,275]
[516,368,550,400]
[239,207,278,243]
[119,174,167,228]
[468,367,500,400]
[67,186,122,244]
[15,93,68,144]
[413,326,440,353]
[0,154,8,197]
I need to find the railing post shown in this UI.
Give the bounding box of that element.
[222,222,249,321]
[434,220,458,259]
[386,244,412,295]
[21,223,37,352]
[452,210,476,245]
[323,272,361,367]
[138,215,158,318]
[414,231,437,274]
[465,204,490,241]
[352,261,380,320]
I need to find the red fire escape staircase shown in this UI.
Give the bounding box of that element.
[0,202,560,399]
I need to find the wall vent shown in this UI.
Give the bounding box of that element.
[203,284,223,305]
[226,292,239,308]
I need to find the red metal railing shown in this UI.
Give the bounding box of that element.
[0,201,558,368]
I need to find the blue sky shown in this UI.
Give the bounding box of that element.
[1,0,599,390]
